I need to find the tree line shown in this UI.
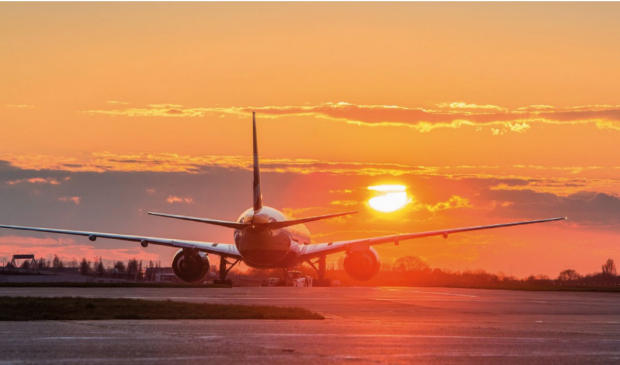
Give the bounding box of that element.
[324,256,620,287]
[5,255,157,281]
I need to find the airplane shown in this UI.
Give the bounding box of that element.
[0,112,566,286]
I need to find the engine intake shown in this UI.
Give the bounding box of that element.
[343,247,381,281]
[172,249,210,283]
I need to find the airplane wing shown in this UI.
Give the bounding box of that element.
[299,217,566,259]
[0,224,242,258]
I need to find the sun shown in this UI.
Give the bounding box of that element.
[368,185,410,213]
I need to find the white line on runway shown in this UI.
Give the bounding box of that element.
[406,290,478,297]
[247,333,620,342]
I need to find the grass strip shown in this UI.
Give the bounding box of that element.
[0,296,324,321]
[0,282,229,288]
[442,284,620,293]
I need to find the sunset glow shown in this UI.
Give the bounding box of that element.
[368,185,410,212]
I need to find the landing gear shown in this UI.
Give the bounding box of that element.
[306,255,331,287]
[213,256,239,286]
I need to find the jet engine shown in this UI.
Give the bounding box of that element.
[343,247,381,281]
[172,249,210,283]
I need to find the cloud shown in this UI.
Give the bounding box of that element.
[436,102,506,110]
[83,104,208,118]
[489,177,620,197]
[330,189,353,194]
[106,101,129,105]
[80,101,620,133]
[0,235,76,247]
[166,195,194,204]
[482,188,620,227]
[330,200,359,206]
[58,196,80,205]
[0,152,429,176]
[281,207,327,218]
[413,195,473,213]
[6,177,67,185]
[3,104,35,108]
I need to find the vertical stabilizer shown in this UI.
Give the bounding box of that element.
[253,112,263,212]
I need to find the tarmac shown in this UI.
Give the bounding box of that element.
[0,286,619,364]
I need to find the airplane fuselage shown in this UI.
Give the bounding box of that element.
[234,206,310,268]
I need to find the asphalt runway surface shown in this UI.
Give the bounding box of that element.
[0,287,619,364]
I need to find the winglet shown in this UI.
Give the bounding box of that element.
[253,112,263,213]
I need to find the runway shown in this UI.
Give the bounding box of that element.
[0,287,619,364]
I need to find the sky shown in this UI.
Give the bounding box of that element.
[1,3,620,277]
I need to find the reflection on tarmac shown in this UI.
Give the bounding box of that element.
[1,286,619,364]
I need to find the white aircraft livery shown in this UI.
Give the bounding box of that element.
[0,113,566,285]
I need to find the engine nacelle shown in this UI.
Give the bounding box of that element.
[172,249,210,284]
[343,247,381,281]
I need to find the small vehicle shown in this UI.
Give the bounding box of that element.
[260,271,313,287]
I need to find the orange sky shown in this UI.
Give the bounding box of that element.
[1,3,620,277]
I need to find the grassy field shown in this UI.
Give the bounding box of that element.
[0,297,324,321]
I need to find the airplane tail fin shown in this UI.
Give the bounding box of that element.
[253,112,263,213]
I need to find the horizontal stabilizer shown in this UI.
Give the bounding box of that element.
[148,212,248,229]
[148,211,358,230]
[266,211,358,229]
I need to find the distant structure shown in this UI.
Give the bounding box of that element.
[9,254,37,270]
[145,267,179,283]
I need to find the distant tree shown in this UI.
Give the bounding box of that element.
[602,259,617,277]
[138,260,143,280]
[127,258,138,273]
[114,261,126,273]
[68,259,78,268]
[127,258,139,279]
[37,258,47,269]
[79,258,91,276]
[394,256,429,272]
[20,260,31,270]
[52,255,64,270]
[557,269,581,281]
[96,258,105,276]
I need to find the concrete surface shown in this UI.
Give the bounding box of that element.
[0,287,619,364]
